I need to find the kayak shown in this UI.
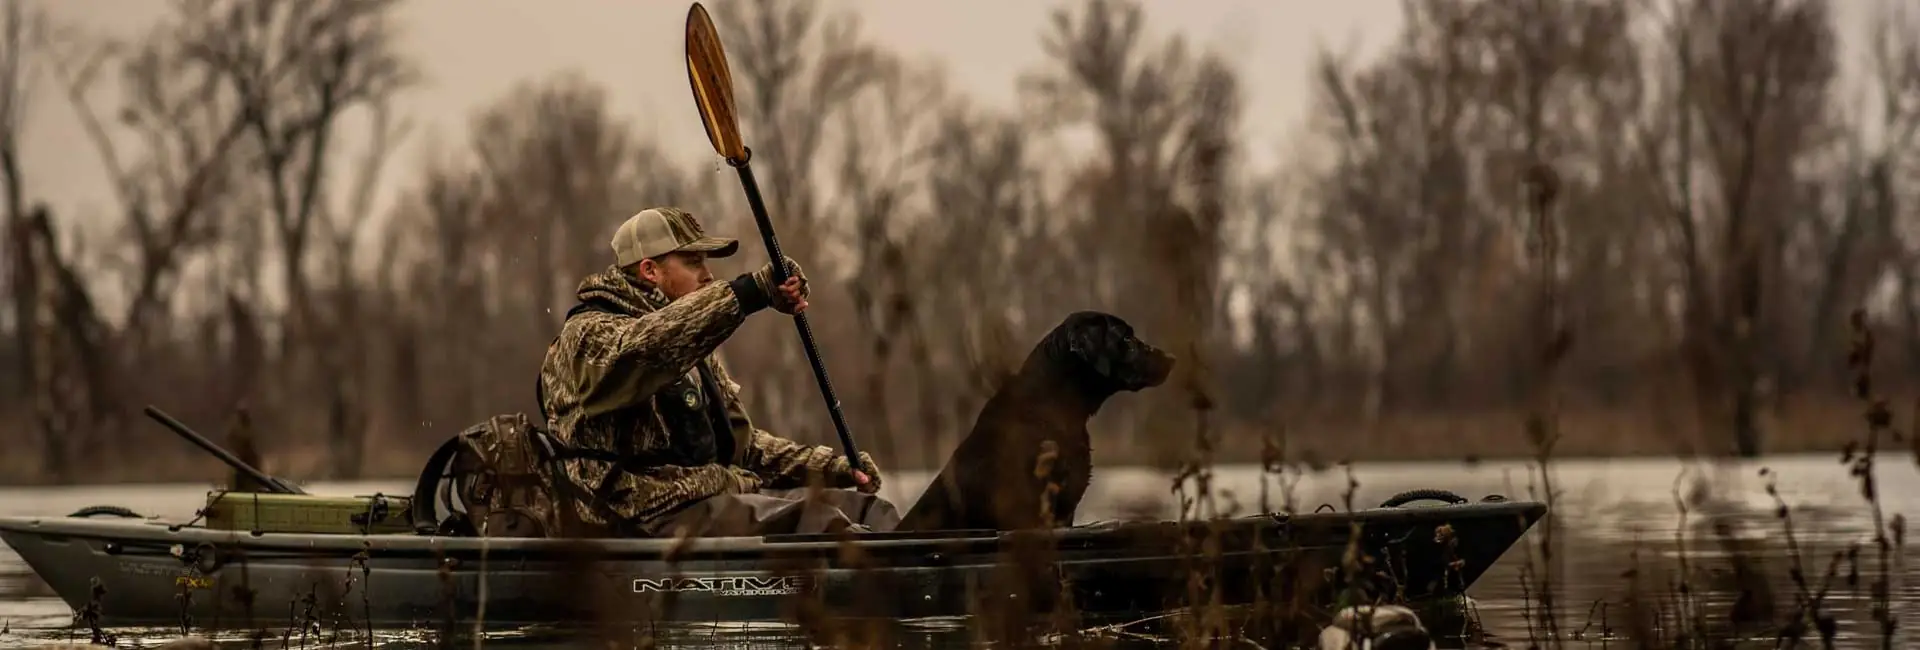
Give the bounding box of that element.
[0,488,1543,630]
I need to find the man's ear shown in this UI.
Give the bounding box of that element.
[632,258,657,283]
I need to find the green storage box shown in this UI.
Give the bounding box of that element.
[202,491,415,535]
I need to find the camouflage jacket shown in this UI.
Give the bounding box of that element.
[537,265,871,535]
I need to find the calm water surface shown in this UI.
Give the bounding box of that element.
[1,454,1916,649]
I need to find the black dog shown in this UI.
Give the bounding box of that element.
[896,311,1176,532]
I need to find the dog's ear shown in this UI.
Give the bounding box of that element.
[1055,311,1141,386]
[1056,311,1175,392]
[1056,312,1118,369]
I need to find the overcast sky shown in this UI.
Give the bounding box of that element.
[15,0,1896,235]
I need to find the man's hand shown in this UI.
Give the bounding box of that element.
[829,451,883,494]
[750,257,809,315]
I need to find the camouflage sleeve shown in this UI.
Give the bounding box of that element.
[598,462,760,527]
[563,280,748,421]
[740,428,844,490]
[709,357,874,490]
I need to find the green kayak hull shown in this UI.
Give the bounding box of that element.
[0,495,1544,630]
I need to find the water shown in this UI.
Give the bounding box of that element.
[1,453,1916,648]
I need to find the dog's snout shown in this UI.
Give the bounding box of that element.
[1133,341,1176,388]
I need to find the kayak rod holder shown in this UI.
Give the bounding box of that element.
[142,405,306,495]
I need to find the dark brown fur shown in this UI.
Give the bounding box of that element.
[896,311,1175,532]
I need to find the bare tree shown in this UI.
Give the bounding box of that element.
[0,0,31,225]
[167,0,416,477]
[309,99,408,478]
[1222,173,1324,416]
[384,146,490,439]
[829,53,948,463]
[10,0,1920,486]
[468,71,638,331]
[39,10,246,359]
[1020,0,1245,452]
[895,100,1048,464]
[1678,0,1839,455]
[176,0,414,342]
[1,0,38,389]
[377,72,690,444]
[1855,0,1920,380]
[710,0,886,265]
[1,1,117,480]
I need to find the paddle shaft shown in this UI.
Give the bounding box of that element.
[729,155,863,469]
[143,405,306,495]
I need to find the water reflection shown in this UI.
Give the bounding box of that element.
[0,455,1914,648]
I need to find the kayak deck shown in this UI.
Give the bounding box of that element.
[0,497,1545,629]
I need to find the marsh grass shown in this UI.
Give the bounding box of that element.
[55,392,1912,650]
[67,416,1914,647]
[49,352,1917,648]
[1517,161,1570,650]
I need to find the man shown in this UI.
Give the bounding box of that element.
[537,206,899,538]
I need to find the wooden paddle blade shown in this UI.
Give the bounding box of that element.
[685,2,747,163]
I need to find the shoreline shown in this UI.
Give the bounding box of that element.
[0,393,1895,488]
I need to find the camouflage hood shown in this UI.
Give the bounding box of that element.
[573,264,670,316]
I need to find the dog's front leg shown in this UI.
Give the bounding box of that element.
[1032,440,1069,529]
[1052,479,1084,529]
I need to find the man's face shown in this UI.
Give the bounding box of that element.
[636,251,714,300]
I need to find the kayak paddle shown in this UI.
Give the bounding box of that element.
[683,2,866,482]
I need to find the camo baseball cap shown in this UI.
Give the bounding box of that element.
[610,207,740,266]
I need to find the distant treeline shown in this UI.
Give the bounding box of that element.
[2,0,1917,484]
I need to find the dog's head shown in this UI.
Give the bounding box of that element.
[1043,311,1176,395]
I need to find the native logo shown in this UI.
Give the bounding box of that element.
[631,574,812,597]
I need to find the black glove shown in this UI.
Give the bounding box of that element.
[729,256,809,315]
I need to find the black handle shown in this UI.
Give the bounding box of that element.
[143,405,306,495]
[731,157,864,470]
